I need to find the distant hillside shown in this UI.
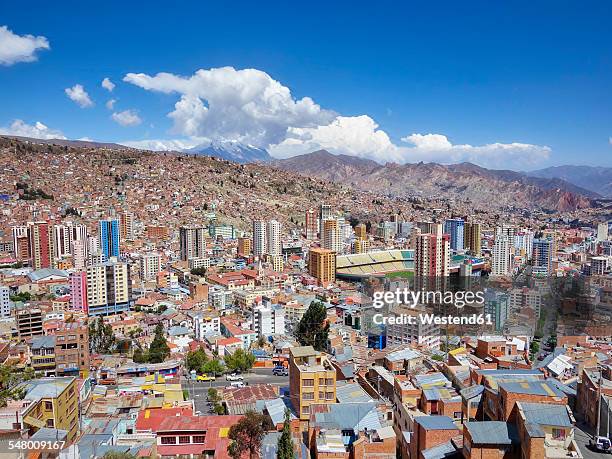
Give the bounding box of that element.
[0,135,128,150]
[528,165,612,197]
[274,150,596,211]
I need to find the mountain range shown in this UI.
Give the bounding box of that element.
[1,134,606,211]
[273,150,599,211]
[528,165,612,198]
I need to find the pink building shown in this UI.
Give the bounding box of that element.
[69,271,88,314]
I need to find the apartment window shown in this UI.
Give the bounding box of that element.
[302,379,314,387]
[161,436,177,445]
[303,392,314,400]
[319,378,325,385]
[318,392,324,399]
[46,419,54,428]
[326,392,334,400]
[44,401,53,410]
[179,436,190,444]
[302,406,310,415]
[193,435,206,444]
[326,378,334,385]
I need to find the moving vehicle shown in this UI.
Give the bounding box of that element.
[196,374,216,382]
[226,373,244,381]
[589,436,611,453]
[229,381,245,388]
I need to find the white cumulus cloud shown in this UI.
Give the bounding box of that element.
[111,109,142,127]
[106,99,116,110]
[101,77,115,92]
[0,119,66,139]
[121,65,551,169]
[123,66,335,147]
[65,84,93,108]
[0,25,50,66]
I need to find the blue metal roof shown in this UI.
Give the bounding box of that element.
[520,402,572,427]
[465,421,519,445]
[415,416,458,431]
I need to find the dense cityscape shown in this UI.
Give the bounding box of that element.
[0,137,610,458]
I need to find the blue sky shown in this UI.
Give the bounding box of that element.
[0,1,611,170]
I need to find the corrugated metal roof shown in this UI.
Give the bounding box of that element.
[336,382,374,404]
[465,421,519,445]
[520,402,572,427]
[415,415,458,431]
[421,440,459,459]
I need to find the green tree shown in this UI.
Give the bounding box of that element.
[227,411,270,459]
[277,409,295,459]
[185,348,208,373]
[132,348,148,363]
[89,317,116,353]
[190,267,207,276]
[225,348,255,373]
[207,388,220,403]
[102,452,137,459]
[203,359,225,376]
[148,324,170,363]
[295,301,329,351]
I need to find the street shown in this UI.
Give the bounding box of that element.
[182,367,290,415]
[574,423,609,459]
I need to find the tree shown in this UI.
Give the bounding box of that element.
[295,301,329,351]
[227,411,270,459]
[89,317,116,354]
[102,452,137,459]
[148,324,170,363]
[190,267,207,276]
[132,348,148,363]
[203,359,225,376]
[225,348,255,373]
[185,348,208,373]
[277,409,295,459]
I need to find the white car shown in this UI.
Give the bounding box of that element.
[226,373,244,381]
[229,381,245,388]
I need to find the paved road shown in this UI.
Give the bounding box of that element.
[182,368,289,414]
[574,423,609,459]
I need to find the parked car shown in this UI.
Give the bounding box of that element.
[273,367,288,376]
[196,374,216,382]
[229,381,245,388]
[589,436,611,453]
[226,373,244,381]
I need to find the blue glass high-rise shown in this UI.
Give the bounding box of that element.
[99,219,120,259]
[444,218,465,251]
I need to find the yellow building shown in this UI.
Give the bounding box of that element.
[289,346,337,420]
[354,223,367,240]
[20,376,79,442]
[353,238,369,254]
[237,237,252,256]
[308,248,336,286]
[464,222,482,256]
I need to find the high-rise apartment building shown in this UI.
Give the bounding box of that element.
[305,208,318,240]
[252,220,267,257]
[266,220,282,256]
[353,238,369,254]
[597,222,609,242]
[86,260,131,316]
[319,203,332,223]
[354,223,367,240]
[532,238,553,276]
[444,218,465,251]
[415,231,450,278]
[289,346,336,420]
[99,218,120,259]
[237,237,252,256]
[28,221,53,270]
[514,231,534,261]
[308,248,336,286]
[386,306,441,349]
[492,233,512,276]
[119,211,135,241]
[69,271,88,313]
[464,222,482,256]
[321,219,342,253]
[140,252,162,280]
[11,225,28,260]
[179,225,207,261]
[72,239,87,270]
[0,286,10,318]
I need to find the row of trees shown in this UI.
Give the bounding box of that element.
[185,347,255,374]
